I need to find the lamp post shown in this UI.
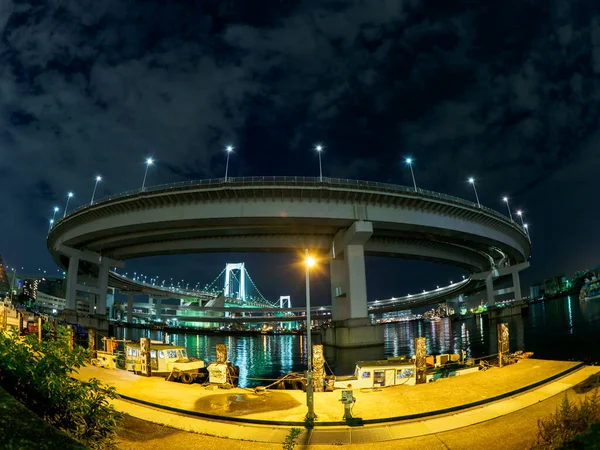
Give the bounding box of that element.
[315,145,323,182]
[502,197,513,221]
[90,175,102,205]
[524,223,530,238]
[48,219,54,232]
[516,210,525,226]
[468,178,480,208]
[63,192,74,218]
[224,145,234,182]
[304,249,317,422]
[51,206,59,222]
[406,158,417,191]
[141,158,153,190]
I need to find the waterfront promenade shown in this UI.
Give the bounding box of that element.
[75,359,600,445]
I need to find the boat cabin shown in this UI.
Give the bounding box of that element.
[334,359,417,389]
[124,341,205,376]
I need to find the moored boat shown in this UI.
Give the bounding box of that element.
[93,338,206,377]
[579,277,600,301]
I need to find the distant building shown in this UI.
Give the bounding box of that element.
[0,256,10,295]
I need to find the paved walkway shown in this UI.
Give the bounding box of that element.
[75,359,600,444]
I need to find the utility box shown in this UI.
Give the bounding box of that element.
[341,389,355,420]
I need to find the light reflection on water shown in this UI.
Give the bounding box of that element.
[114,296,600,387]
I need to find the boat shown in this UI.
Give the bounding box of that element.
[333,353,480,389]
[93,338,206,377]
[579,277,600,300]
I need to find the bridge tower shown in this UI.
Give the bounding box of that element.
[324,221,384,348]
[224,263,246,301]
[279,295,291,308]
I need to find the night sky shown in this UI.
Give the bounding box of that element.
[1,1,599,307]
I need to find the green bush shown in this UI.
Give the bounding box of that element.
[0,325,122,449]
[534,389,600,449]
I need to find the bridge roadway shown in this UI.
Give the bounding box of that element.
[47,176,531,347]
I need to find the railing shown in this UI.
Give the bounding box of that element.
[52,176,528,237]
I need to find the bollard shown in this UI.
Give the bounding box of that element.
[68,325,74,351]
[140,337,152,377]
[88,328,97,359]
[415,337,427,384]
[37,316,43,342]
[313,344,325,392]
[17,312,24,336]
[0,305,6,331]
[497,323,509,368]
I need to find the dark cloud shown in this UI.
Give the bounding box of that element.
[1,0,599,303]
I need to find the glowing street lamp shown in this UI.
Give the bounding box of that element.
[48,219,54,232]
[502,197,513,221]
[90,175,102,205]
[516,210,525,227]
[141,158,154,190]
[304,249,317,422]
[224,145,234,182]
[315,145,324,182]
[63,192,74,218]
[51,206,59,222]
[405,158,417,191]
[524,223,530,238]
[468,178,480,208]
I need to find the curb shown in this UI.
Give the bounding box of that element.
[116,361,585,427]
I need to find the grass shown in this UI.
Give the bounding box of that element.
[0,386,86,449]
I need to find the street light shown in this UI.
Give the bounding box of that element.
[304,249,317,422]
[516,210,525,227]
[502,197,513,221]
[48,219,54,232]
[405,158,417,191]
[90,175,102,205]
[63,192,74,218]
[524,223,530,237]
[224,145,234,182]
[141,158,154,190]
[51,206,59,222]
[468,178,480,208]
[315,145,323,182]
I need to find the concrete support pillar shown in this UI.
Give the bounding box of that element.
[345,244,369,319]
[127,294,134,324]
[324,221,384,348]
[330,221,372,322]
[96,261,109,316]
[486,276,495,307]
[65,256,80,310]
[330,258,348,321]
[512,271,522,301]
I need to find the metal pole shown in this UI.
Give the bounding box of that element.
[141,165,150,191]
[305,249,316,421]
[90,179,100,205]
[505,200,513,221]
[225,152,231,182]
[318,152,323,182]
[472,183,481,208]
[63,196,72,218]
[51,208,58,222]
[409,163,417,191]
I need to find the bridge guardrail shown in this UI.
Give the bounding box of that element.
[54,177,528,238]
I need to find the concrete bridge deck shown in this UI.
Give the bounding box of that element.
[75,358,599,445]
